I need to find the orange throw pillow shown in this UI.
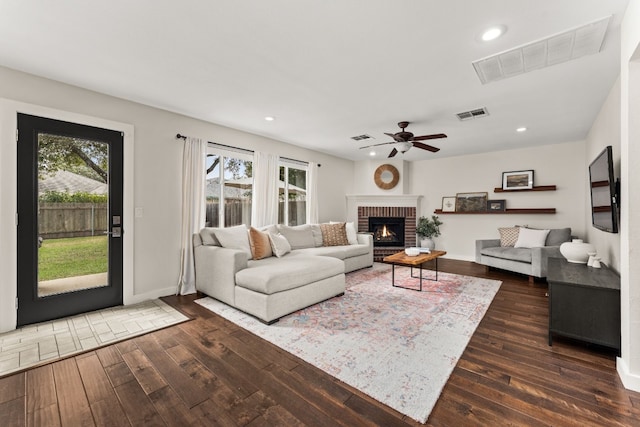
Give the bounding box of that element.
[249,227,273,260]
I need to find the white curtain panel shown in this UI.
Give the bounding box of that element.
[306,162,319,224]
[251,151,279,227]
[177,136,206,295]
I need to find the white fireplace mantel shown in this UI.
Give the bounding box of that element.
[345,194,423,223]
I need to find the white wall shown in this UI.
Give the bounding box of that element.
[352,159,411,196]
[617,0,640,393]
[409,141,587,260]
[0,65,354,332]
[585,77,622,271]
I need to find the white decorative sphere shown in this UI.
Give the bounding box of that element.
[560,239,596,264]
[405,247,420,257]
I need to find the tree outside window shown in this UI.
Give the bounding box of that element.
[205,151,252,227]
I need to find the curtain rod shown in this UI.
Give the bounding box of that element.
[176,133,318,166]
[176,134,253,154]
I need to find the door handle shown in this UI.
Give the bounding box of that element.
[104,227,122,238]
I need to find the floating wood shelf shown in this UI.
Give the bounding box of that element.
[493,185,557,193]
[434,208,556,215]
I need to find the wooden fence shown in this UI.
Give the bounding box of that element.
[39,203,108,239]
[205,201,306,227]
[40,200,307,239]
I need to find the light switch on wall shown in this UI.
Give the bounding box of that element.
[135,207,144,218]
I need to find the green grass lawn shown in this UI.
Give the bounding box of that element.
[38,235,108,281]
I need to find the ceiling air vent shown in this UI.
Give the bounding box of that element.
[456,107,489,121]
[472,15,611,84]
[351,134,373,141]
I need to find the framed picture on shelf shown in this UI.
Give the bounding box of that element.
[502,170,534,190]
[441,196,456,212]
[455,192,488,212]
[487,199,506,212]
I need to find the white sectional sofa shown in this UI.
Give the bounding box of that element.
[193,223,373,324]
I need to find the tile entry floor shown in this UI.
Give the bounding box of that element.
[0,299,189,377]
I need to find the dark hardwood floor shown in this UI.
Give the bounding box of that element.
[2,259,639,426]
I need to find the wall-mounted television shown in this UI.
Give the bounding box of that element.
[589,145,619,233]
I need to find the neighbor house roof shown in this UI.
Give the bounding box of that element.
[39,170,107,195]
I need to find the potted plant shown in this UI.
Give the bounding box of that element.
[416,215,443,250]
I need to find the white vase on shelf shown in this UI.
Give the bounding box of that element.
[560,239,596,264]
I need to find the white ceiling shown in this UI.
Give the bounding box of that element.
[0,0,630,161]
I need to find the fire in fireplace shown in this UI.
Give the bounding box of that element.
[368,217,405,247]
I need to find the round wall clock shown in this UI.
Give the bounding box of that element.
[374,164,400,190]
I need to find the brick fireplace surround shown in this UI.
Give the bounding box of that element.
[358,206,416,262]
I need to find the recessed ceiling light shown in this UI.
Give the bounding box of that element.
[481,25,506,41]
[264,116,275,121]
[516,127,527,132]
[369,151,376,156]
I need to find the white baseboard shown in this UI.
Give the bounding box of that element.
[617,357,640,392]
[124,286,178,305]
[441,253,475,262]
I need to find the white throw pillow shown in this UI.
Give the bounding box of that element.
[214,225,252,259]
[514,227,550,248]
[269,232,292,257]
[330,221,358,245]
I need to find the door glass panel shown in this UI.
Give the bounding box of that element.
[37,133,109,297]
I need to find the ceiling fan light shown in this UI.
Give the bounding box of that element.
[395,141,413,153]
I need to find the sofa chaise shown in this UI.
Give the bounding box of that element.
[475,226,571,283]
[194,222,373,324]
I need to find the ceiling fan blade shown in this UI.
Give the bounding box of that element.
[412,141,440,152]
[359,141,395,149]
[412,133,447,141]
[385,132,404,142]
[388,148,398,158]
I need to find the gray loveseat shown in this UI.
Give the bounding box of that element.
[475,227,571,282]
[193,223,373,324]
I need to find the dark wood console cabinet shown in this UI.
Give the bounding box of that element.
[547,257,620,352]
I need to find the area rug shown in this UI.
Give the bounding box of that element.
[195,263,501,423]
[0,299,190,377]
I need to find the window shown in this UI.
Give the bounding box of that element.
[205,146,252,227]
[279,161,307,226]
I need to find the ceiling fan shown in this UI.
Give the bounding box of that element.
[360,121,447,157]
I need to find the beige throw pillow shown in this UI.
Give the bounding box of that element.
[498,227,520,247]
[248,227,273,260]
[214,225,252,259]
[320,222,350,247]
[199,227,220,246]
[277,224,316,249]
